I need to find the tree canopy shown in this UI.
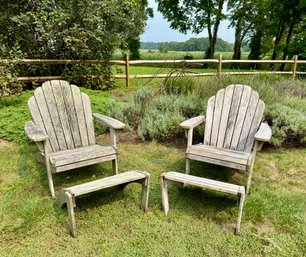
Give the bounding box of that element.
[0,0,147,60]
[156,0,306,63]
[0,0,149,88]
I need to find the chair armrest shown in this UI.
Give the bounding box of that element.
[93,113,125,130]
[180,115,205,129]
[25,121,48,142]
[255,123,272,142]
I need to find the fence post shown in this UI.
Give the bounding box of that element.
[124,52,130,87]
[218,54,222,77]
[292,55,298,80]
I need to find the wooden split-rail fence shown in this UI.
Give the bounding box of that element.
[1,54,306,87]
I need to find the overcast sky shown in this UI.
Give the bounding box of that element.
[140,0,235,43]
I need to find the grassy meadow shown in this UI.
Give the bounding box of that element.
[0,77,305,256]
[112,49,250,60]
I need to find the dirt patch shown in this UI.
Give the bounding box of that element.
[96,131,188,149]
[0,139,15,149]
[96,131,143,145]
[257,222,276,234]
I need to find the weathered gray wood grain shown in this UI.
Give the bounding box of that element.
[93,113,125,129]
[180,115,205,129]
[25,121,48,142]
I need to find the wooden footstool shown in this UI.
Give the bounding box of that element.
[161,171,245,234]
[57,170,150,237]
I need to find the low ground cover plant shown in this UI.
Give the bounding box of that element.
[108,75,306,147]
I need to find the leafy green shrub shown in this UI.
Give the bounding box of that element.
[274,80,306,98]
[265,103,306,147]
[137,94,203,141]
[138,109,184,140]
[0,45,24,96]
[164,76,196,95]
[62,64,114,90]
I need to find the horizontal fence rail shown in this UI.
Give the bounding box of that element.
[1,54,306,87]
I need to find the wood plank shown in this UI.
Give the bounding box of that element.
[217,85,234,147]
[230,85,252,150]
[163,172,245,195]
[223,85,244,149]
[49,145,116,167]
[54,154,116,173]
[61,82,82,148]
[34,86,60,152]
[81,93,95,145]
[244,100,265,152]
[187,153,248,171]
[237,91,259,151]
[25,121,48,142]
[28,97,52,153]
[255,123,272,142]
[210,89,225,146]
[93,113,125,129]
[66,171,147,196]
[204,96,215,145]
[42,81,67,150]
[71,85,89,147]
[180,115,205,129]
[188,145,250,165]
[52,80,75,149]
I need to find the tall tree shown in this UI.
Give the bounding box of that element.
[269,0,306,69]
[156,0,226,59]
[228,0,252,60]
[0,0,148,88]
[126,0,153,60]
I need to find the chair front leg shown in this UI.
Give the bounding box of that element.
[112,159,118,175]
[246,141,258,194]
[185,158,191,175]
[45,152,55,198]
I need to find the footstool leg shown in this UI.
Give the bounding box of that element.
[161,175,169,215]
[141,173,150,211]
[112,159,118,175]
[65,192,77,238]
[236,192,245,235]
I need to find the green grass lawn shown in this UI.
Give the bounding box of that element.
[0,140,305,256]
[0,81,305,256]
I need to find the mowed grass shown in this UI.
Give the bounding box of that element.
[0,140,305,256]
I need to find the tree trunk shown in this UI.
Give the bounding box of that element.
[270,18,286,69]
[280,20,295,71]
[248,28,262,69]
[233,16,243,60]
[205,0,224,59]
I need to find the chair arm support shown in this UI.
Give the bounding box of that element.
[180,115,205,129]
[25,121,48,142]
[255,123,272,142]
[93,113,125,130]
[180,116,205,148]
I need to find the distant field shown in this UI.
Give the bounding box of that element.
[112,50,250,61]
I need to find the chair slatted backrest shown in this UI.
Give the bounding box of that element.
[28,80,96,153]
[204,84,265,152]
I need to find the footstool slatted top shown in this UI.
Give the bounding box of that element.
[65,171,148,197]
[163,171,245,195]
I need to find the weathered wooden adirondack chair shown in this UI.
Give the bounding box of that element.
[180,84,272,194]
[161,84,271,234]
[25,80,125,197]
